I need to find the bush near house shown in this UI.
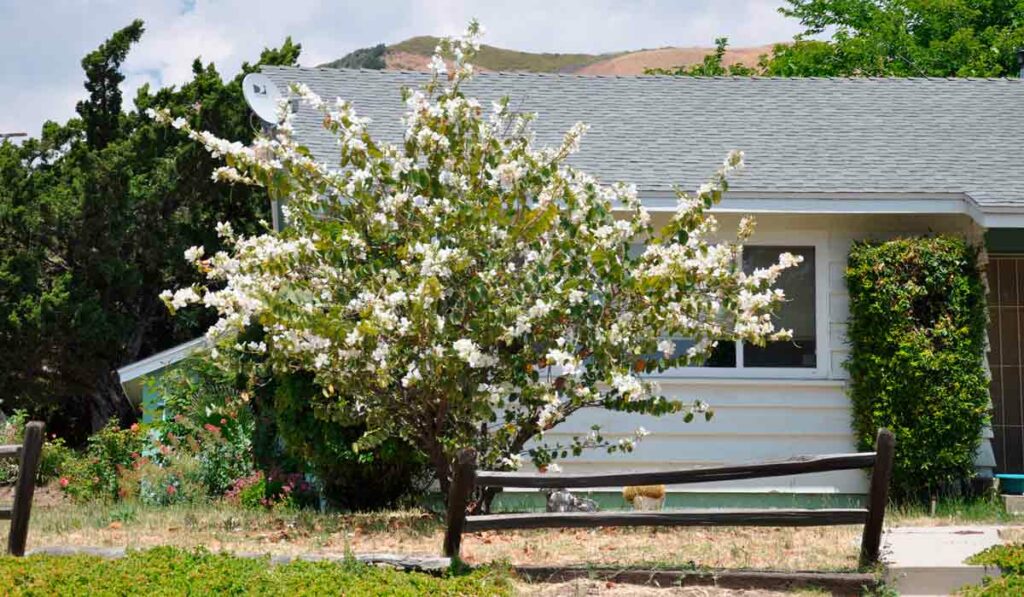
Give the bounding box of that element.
[846,236,989,502]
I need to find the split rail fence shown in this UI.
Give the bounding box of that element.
[0,421,44,556]
[444,428,895,568]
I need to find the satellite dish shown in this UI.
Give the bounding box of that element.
[242,73,283,124]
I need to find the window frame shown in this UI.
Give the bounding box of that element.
[650,229,830,380]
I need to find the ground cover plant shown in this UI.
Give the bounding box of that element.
[0,546,512,596]
[152,21,800,502]
[962,543,1024,596]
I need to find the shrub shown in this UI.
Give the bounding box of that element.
[57,420,146,502]
[117,452,206,506]
[0,411,75,485]
[223,469,317,510]
[271,373,430,510]
[846,237,989,501]
[0,546,513,595]
[145,356,256,496]
[154,22,797,498]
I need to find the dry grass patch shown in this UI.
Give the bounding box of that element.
[997,527,1024,543]
[24,495,861,572]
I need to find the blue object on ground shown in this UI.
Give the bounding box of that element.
[996,473,1024,494]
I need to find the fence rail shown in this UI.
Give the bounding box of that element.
[444,428,895,568]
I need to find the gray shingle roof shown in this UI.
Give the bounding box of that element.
[262,66,1024,210]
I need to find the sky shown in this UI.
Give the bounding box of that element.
[0,1,806,137]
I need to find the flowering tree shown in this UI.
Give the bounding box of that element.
[153,22,800,499]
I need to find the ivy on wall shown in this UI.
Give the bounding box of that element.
[846,237,989,501]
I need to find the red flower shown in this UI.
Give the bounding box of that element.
[59,477,69,488]
[166,485,177,495]
[203,423,220,435]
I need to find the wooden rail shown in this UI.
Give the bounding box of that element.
[443,428,895,568]
[0,421,45,556]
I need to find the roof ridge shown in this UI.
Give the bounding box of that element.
[266,65,1024,83]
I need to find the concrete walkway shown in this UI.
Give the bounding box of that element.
[883,526,1003,596]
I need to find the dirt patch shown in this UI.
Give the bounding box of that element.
[575,46,775,76]
[0,484,66,508]
[381,45,777,76]
[997,527,1024,543]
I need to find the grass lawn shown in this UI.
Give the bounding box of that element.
[16,487,1019,593]
[24,492,864,572]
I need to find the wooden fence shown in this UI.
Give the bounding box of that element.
[0,421,44,556]
[444,428,895,568]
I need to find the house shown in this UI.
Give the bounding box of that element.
[251,66,1024,505]
[117,337,207,423]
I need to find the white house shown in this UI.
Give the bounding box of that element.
[246,67,1024,504]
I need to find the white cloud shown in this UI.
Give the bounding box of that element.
[0,0,804,136]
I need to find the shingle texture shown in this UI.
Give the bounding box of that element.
[262,66,1024,209]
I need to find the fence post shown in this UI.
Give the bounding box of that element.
[443,448,477,559]
[8,421,44,556]
[859,428,895,568]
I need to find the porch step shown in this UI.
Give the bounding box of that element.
[883,526,1002,596]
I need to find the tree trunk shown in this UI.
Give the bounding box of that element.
[430,444,453,499]
[89,369,138,432]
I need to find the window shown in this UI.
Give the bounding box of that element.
[677,245,817,369]
[741,246,816,368]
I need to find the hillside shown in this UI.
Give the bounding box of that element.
[320,36,774,75]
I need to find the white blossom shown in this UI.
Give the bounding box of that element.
[152,19,795,491]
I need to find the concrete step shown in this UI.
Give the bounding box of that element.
[883,526,1002,596]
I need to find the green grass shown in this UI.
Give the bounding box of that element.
[889,495,1012,524]
[389,36,621,72]
[0,547,512,596]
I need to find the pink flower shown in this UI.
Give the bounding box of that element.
[130,423,140,432]
[59,477,69,488]
[220,418,227,425]
[166,485,177,495]
[203,423,220,435]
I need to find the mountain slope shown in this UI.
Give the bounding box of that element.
[320,36,774,75]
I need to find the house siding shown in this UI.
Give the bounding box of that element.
[540,211,986,494]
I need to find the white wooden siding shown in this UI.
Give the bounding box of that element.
[541,212,983,494]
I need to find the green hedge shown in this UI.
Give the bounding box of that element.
[0,547,512,596]
[846,237,989,501]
